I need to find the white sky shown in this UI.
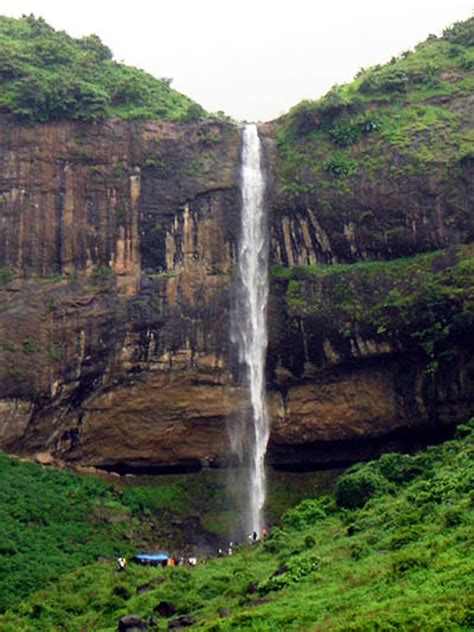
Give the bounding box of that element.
[0,0,472,121]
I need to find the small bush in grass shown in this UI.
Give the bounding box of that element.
[304,534,316,548]
[282,497,330,529]
[387,526,420,549]
[262,527,288,554]
[258,553,320,594]
[443,506,465,527]
[377,452,425,483]
[360,68,409,94]
[350,543,371,560]
[455,420,474,439]
[323,154,358,177]
[392,550,429,575]
[336,468,389,509]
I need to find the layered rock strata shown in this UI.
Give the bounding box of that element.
[0,116,472,469]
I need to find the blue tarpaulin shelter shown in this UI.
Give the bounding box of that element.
[134,553,168,562]
[132,553,169,566]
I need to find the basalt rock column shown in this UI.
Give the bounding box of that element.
[230,123,270,535]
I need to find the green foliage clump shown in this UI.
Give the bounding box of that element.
[359,67,409,94]
[285,86,354,136]
[376,452,425,483]
[22,337,41,353]
[336,468,390,509]
[281,497,332,529]
[258,552,320,593]
[0,14,206,123]
[323,153,358,177]
[328,114,378,146]
[443,17,474,46]
[9,73,110,122]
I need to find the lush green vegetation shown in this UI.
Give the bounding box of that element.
[275,17,474,197]
[272,245,474,374]
[0,14,206,122]
[0,451,335,614]
[0,454,236,612]
[0,453,137,612]
[1,420,472,630]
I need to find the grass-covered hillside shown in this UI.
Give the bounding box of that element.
[1,420,473,631]
[0,14,206,123]
[0,451,336,615]
[274,17,473,201]
[0,454,230,613]
[0,454,147,612]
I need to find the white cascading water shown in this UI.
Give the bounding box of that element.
[230,123,270,535]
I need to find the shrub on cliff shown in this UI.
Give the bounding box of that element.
[377,452,425,483]
[286,86,355,136]
[9,72,110,122]
[443,17,474,46]
[0,14,206,123]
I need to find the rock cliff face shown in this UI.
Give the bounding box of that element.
[0,112,472,470]
[0,117,244,469]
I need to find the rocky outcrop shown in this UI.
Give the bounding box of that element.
[0,114,472,470]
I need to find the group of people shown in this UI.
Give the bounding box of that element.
[217,527,269,557]
[117,527,270,572]
[162,556,197,568]
[217,542,235,557]
[116,555,197,572]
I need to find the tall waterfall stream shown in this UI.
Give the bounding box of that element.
[230,123,270,535]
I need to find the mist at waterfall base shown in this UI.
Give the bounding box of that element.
[228,123,270,538]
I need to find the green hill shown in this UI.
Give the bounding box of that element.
[1,420,472,630]
[0,14,205,123]
[274,17,473,201]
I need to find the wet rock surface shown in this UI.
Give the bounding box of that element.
[0,115,472,469]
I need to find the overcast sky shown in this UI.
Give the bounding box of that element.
[0,0,472,121]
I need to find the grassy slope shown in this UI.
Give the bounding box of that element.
[0,454,150,612]
[0,14,206,123]
[0,454,231,612]
[274,17,473,200]
[0,451,337,614]
[1,420,473,631]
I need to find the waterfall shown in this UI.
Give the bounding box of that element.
[230,123,270,536]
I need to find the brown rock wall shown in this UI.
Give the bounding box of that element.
[0,117,471,469]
